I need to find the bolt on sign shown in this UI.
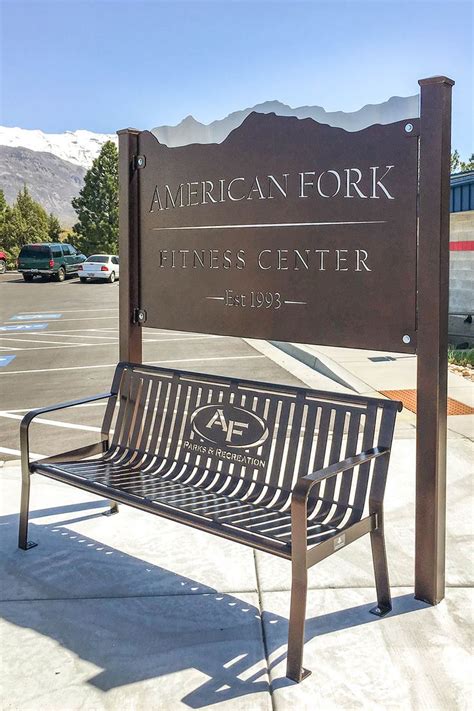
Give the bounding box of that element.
[118,77,454,607]
[137,113,418,352]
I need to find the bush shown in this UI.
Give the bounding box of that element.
[448,349,474,368]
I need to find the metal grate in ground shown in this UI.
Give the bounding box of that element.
[380,389,474,416]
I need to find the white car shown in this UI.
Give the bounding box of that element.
[79,254,120,283]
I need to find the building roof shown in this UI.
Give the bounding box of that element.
[450,171,474,212]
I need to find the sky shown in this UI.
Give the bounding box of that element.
[0,0,472,158]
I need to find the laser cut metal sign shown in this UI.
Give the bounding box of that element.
[136,113,419,353]
[119,76,455,611]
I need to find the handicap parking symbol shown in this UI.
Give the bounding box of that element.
[0,355,16,367]
[0,323,48,332]
[10,313,62,321]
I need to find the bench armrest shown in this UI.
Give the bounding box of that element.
[20,392,115,471]
[292,447,390,505]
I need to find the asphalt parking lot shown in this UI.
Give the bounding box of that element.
[0,272,303,461]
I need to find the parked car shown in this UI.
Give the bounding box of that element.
[78,254,120,283]
[17,243,86,282]
[0,250,6,274]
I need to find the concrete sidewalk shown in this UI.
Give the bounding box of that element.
[268,341,474,441]
[0,430,472,710]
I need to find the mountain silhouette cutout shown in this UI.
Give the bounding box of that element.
[151,96,419,147]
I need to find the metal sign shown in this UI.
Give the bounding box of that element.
[118,76,454,608]
[137,115,419,353]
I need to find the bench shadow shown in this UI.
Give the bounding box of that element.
[0,500,427,707]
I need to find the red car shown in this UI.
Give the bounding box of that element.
[0,251,6,274]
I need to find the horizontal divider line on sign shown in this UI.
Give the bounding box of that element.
[152,220,387,231]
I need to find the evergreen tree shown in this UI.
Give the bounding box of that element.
[0,186,49,265]
[451,150,461,172]
[14,185,49,244]
[48,213,62,241]
[72,140,118,254]
[451,150,474,173]
[0,189,8,241]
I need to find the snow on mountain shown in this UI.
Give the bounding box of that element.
[0,94,419,169]
[0,126,117,169]
[0,94,420,225]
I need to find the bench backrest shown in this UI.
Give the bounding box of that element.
[106,362,400,507]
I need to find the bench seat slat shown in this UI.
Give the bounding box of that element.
[32,454,359,552]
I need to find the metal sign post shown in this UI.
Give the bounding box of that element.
[415,77,454,604]
[117,75,454,606]
[118,127,142,363]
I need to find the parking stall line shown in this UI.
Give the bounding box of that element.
[0,334,222,347]
[0,336,108,346]
[142,335,224,344]
[18,308,118,314]
[0,446,45,460]
[2,315,118,325]
[0,411,103,432]
[0,354,266,376]
[0,342,120,352]
[5,402,107,414]
[4,331,120,340]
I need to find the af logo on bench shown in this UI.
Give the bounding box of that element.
[191,403,268,449]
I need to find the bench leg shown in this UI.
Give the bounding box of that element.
[102,500,119,516]
[369,518,392,616]
[19,467,37,551]
[286,566,311,682]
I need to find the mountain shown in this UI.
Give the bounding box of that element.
[0,126,117,169]
[0,93,419,225]
[0,146,86,225]
[151,95,419,146]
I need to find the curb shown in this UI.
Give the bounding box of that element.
[269,341,374,394]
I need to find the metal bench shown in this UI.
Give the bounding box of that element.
[19,361,401,682]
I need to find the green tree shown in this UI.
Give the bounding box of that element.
[72,140,118,254]
[14,185,49,244]
[0,189,8,240]
[0,186,49,266]
[451,149,461,172]
[451,150,474,173]
[48,213,62,241]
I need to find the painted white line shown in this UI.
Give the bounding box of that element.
[0,332,119,341]
[0,335,221,351]
[0,342,118,353]
[18,308,118,314]
[141,335,223,344]
[0,336,111,346]
[0,354,265,376]
[0,411,102,432]
[0,446,45,460]
[0,345,25,351]
[5,402,107,414]
[2,316,118,325]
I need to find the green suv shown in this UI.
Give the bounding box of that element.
[17,243,86,282]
